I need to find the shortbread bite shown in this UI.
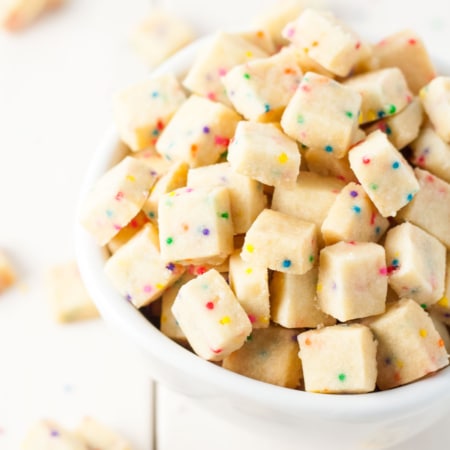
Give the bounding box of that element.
[251,0,305,49]
[46,261,99,323]
[397,168,450,248]
[321,182,390,245]
[317,241,387,321]
[75,416,132,450]
[130,9,195,67]
[160,273,193,341]
[223,326,302,388]
[428,253,450,325]
[270,268,336,328]
[158,186,234,265]
[282,8,370,77]
[384,222,446,307]
[107,211,149,253]
[21,419,88,450]
[187,162,266,234]
[0,249,15,293]
[80,156,157,246]
[1,0,62,31]
[374,29,436,94]
[222,47,302,122]
[227,121,300,189]
[183,32,268,106]
[420,77,450,143]
[229,250,270,328]
[105,223,184,308]
[156,95,241,168]
[343,68,411,125]
[281,71,361,158]
[365,299,448,390]
[410,124,450,183]
[172,269,252,361]
[113,74,187,152]
[241,209,317,275]
[142,161,189,223]
[271,171,345,231]
[365,97,423,150]
[238,28,276,54]
[298,324,377,393]
[349,130,419,217]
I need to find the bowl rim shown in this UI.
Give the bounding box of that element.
[75,36,450,422]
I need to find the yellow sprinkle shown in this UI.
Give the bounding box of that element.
[245,267,253,274]
[419,328,428,338]
[419,88,426,99]
[396,360,404,369]
[156,283,165,290]
[246,243,255,253]
[277,152,288,164]
[126,174,136,182]
[437,296,449,308]
[161,314,167,323]
[366,110,377,122]
[316,283,323,293]
[260,316,269,323]
[246,51,253,58]
[219,316,231,325]
[358,111,363,124]
[168,191,176,197]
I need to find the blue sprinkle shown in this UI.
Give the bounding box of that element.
[282,259,292,268]
[392,161,400,169]
[151,91,159,98]
[406,192,414,202]
[377,110,385,118]
[264,103,270,113]
[375,226,381,235]
[324,145,333,153]
[392,258,399,267]
[352,205,361,214]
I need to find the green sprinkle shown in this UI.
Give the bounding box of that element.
[220,212,229,219]
[338,373,346,382]
[148,211,155,218]
[243,73,250,79]
[345,111,353,118]
[246,333,253,341]
[309,255,314,263]
[220,150,228,159]
[370,183,378,190]
[388,104,396,114]
[420,303,427,309]
[166,237,174,245]
[297,114,304,124]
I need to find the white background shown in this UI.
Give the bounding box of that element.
[1,0,450,449]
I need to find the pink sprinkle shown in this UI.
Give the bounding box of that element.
[426,175,435,183]
[301,84,311,92]
[248,314,256,323]
[143,285,153,293]
[408,38,417,45]
[115,191,124,201]
[215,136,230,146]
[218,67,227,76]
[211,348,222,354]
[370,211,376,225]
[347,241,356,245]
[355,41,361,50]
[113,224,122,230]
[379,267,388,276]
[362,156,371,164]
[207,91,216,101]
[286,27,295,38]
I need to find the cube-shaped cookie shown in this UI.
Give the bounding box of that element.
[46,261,99,323]
[428,253,450,325]
[229,250,270,329]
[183,31,268,106]
[142,161,189,223]
[251,0,305,48]
[374,29,436,94]
[158,186,234,265]
[0,249,15,293]
[107,210,149,253]
[227,121,300,188]
[364,97,423,150]
[321,182,390,245]
[420,76,450,142]
[222,47,302,122]
[105,223,184,308]
[75,416,132,450]
[281,71,361,157]
[349,130,419,217]
[298,324,378,393]
[366,299,448,390]
[384,222,446,307]
[410,124,450,183]
[271,171,345,230]
[79,156,157,246]
[270,268,336,328]
[113,74,187,151]
[222,326,302,388]
[156,95,241,168]
[172,269,252,361]
[343,68,412,124]
[282,8,370,77]
[397,168,450,248]
[241,209,317,275]
[317,241,387,321]
[187,162,267,234]
[130,10,195,67]
[22,420,88,450]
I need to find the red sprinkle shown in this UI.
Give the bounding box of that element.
[408,38,417,45]
[215,136,230,146]
[211,348,222,354]
[206,301,214,310]
[355,41,361,49]
[115,191,124,201]
[362,156,371,164]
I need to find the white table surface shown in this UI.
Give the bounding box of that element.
[1,1,449,449]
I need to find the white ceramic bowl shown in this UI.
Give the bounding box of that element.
[75,38,450,450]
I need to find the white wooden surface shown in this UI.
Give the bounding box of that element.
[1,1,450,449]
